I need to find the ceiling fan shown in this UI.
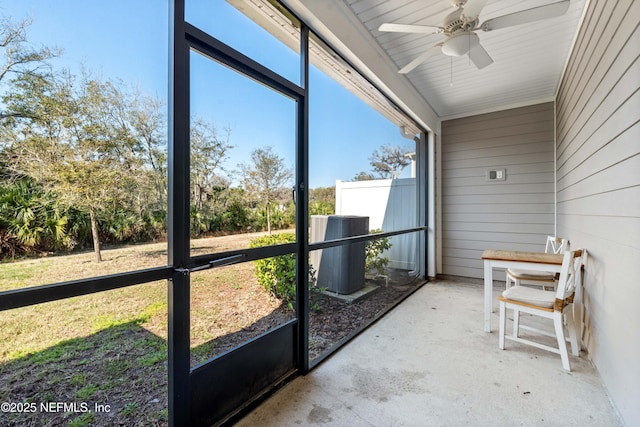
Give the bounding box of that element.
[378,0,570,73]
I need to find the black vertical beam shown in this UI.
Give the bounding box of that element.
[296,24,310,373]
[421,132,429,279]
[168,0,191,425]
[413,131,428,279]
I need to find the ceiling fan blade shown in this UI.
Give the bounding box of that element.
[378,23,442,34]
[462,0,489,21]
[468,43,493,69]
[399,44,442,74]
[481,0,570,32]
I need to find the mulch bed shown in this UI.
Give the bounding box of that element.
[205,271,423,361]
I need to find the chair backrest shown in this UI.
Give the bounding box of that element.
[555,249,584,304]
[545,236,570,254]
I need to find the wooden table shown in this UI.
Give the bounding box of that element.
[481,250,564,332]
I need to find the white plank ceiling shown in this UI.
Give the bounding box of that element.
[342,0,587,118]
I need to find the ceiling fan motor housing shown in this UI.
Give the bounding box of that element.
[443,8,465,33]
[443,7,479,32]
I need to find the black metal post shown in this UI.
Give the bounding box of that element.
[296,24,310,374]
[422,132,429,279]
[168,0,191,425]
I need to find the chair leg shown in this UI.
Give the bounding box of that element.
[512,308,520,338]
[554,313,571,371]
[565,308,580,356]
[499,302,506,350]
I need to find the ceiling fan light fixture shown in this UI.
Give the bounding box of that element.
[442,32,479,56]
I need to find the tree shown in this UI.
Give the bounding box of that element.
[369,144,413,179]
[239,146,293,234]
[0,14,172,257]
[190,117,232,210]
[1,71,149,261]
[129,91,168,214]
[352,171,376,181]
[0,14,60,115]
[309,186,335,215]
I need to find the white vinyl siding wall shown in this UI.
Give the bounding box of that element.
[440,103,555,279]
[555,0,640,424]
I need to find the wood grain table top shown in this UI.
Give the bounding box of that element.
[481,250,564,265]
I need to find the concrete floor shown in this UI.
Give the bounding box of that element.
[235,279,622,426]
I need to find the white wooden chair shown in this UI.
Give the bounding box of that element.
[499,249,584,371]
[505,236,569,290]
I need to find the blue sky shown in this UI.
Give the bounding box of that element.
[1,0,413,188]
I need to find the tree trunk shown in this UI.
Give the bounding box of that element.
[89,207,102,262]
[266,203,272,235]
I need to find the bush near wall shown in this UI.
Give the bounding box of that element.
[250,233,297,308]
[250,230,389,309]
[365,229,392,276]
[249,232,319,310]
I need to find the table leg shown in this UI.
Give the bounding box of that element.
[483,260,492,332]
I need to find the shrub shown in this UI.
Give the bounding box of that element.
[0,178,75,256]
[366,229,392,276]
[190,206,208,237]
[250,233,297,308]
[250,233,316,309]
[222,199,251,231]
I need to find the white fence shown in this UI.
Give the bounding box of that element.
[335,178,417,271]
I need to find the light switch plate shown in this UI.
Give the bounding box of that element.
[486,168,506,181]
